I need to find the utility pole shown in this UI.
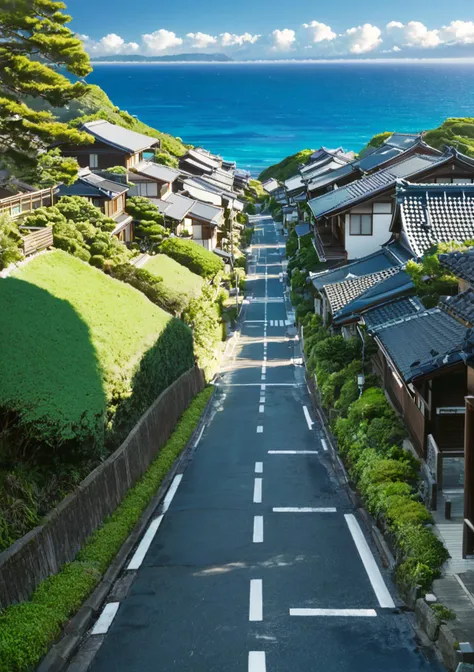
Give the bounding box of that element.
[230,207,239,313]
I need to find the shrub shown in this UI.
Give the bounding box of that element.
[0,215,23,270]
[155,151,178,168]
[90,254,105,268]
[161,238,223,278]
[431,604,456,621]
[109,263,189,315]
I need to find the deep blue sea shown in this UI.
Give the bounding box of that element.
[88,62,474,176]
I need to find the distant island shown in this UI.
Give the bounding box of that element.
[91,53,233,63]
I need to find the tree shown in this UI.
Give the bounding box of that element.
[0,1,93,183]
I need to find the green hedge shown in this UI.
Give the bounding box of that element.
[301,312,449,591]
[0,386,213,672]
[161,238,223,278]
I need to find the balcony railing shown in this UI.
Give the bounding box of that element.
[0,187,55,219]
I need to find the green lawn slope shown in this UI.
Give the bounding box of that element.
[258,149,313,183]
[0,250,193,454]
[144,254,204,300]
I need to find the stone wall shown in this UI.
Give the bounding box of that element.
[0,366,205,610]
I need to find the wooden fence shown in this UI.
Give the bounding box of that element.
[20,226,54,256]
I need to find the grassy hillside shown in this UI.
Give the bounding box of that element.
[1,250,193,453]
[258,149,313,183]
[424,118,474,157]
[144,254,204,301]
[30,85,188,157]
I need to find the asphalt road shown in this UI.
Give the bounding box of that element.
[86,215,442,672]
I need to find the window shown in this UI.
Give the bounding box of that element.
[137,182,157,197]
[349,214,372,235]
[90,154,98,169]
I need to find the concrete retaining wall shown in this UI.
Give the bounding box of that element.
[0,366,205,610]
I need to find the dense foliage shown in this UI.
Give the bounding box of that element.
[301,312,449,591]
[161,237,224,278]
[424,117,474,158]
[0,0,92,184]
[21,197,132,268]
[0,386,213,672]
[259,149,313,183]
[0,215,23,270]
[126,196,169,252]
[406,241,474,308]
[183,284,227,377]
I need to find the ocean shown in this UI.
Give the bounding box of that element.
[88,62,474,176]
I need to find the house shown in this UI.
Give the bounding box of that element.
[60,120,160,171]
[365,300,467,471]
[58,168,133,242]
[148,193,224,250]
[261,178,280,195]
[179,148,222,176]
[128,162,180,199]
[310,242,414,331]
[0,174,56,220]
[180,176,244,213]
[391,182,474,258]
[309,148,474,263]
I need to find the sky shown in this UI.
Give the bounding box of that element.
[65,0,474,60]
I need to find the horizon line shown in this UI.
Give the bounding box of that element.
[90,56,474,65]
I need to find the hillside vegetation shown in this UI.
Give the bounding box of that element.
[1,251,193,456]
[258,149,313,182]
[161,238,224,278]
[424,117,474,157]
[144,254,204,300]
[30,85,188,157]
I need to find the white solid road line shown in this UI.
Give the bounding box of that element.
[162,474,183,513]
[321,438,328,452]
[253,478,263,503]
[255,461,263,474]
[253,516,264,543]
[344,514,396,609]
[268,450,318,455]
[91,602,120,635]
[249,579,263,621]
[127,515,164,570]
[194,424,205,448]
[303,405,314,430]
[257,426,263,433]
[273,507,337,513]
[259,404,265,413]
[290,608,377,618]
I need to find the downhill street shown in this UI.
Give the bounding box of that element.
[85,214,442,672]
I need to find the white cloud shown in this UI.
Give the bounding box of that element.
[186,32,217,48]
[345,24,382,54]
[271,28,296,51]
[142,29,183,53]
[439,20,474,45]
[81,33,139,55]
[387,21,440,48]
[220,32,260,47]
[392,45,401,52]
[302,21,336,43]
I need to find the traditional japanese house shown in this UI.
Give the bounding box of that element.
[128,162,180,199]
[308,149,474,263]
[60,120,160,171]
[366,300,467,483]
[58,169,133,241]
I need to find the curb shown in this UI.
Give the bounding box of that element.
[36,388,216,672]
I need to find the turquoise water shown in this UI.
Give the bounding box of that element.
[88,62,474,176]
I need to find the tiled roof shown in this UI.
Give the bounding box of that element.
[363,296,424,332]
[307,163,357,191]
[135,162,180,184]
[190,200,224,225]
[323,266,400,313]
[397,183,474,257]
[148,193,195,221]
[59,170,128,200]
[385,133,423,150]
[262,178,280,193]
[441,288,474,326]
[355,146,403,172]
[311,244,408,291]
[187,149,221,169]
[375,308,466,382]
[308,153,444,219]
[439,247,474,285]
[82,120,158,153]
[284,175,305,193]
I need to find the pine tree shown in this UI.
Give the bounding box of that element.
[0,1,93,184]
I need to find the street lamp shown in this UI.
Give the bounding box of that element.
[357,373,366,398]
